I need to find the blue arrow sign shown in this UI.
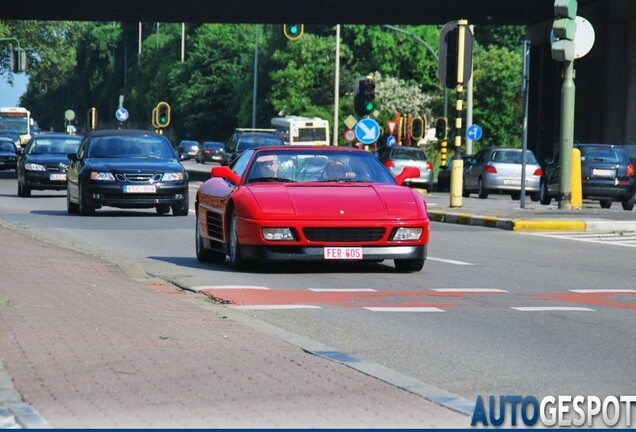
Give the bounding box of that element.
[466,124,483,141]
[115,107,129,122]
[386,135,397,147]
[354,118,380,145]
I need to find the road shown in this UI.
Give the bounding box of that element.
[0,169,634,408]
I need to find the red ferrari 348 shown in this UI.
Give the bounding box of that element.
[195,146,430,272]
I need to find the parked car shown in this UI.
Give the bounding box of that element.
[66,129,189,216]
[221,129,284,166]
[437,154,472,192]
[195,141,225,164]
[540,143,636,210]
[0,130,22,151]
[0,138,19,171]
[373,145,434,191]
[195,146,428,272]
[463,147,543,200]
[17,133,82,197]
[175,140,199,160]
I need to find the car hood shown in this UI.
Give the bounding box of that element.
[85,158,184,172]
[24,154,70,164]
[0,151,17,157]
[247,184,423,219]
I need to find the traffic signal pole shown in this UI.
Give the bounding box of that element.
[450,20,469,208]
[558,60,575,210]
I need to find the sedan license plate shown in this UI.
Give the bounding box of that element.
[324,247,363,260]
[123,185,156,193]
[49,173,66,181]
[592,168,614,178]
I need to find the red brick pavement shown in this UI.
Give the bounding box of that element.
[0,224,469,428]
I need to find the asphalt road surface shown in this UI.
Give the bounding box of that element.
[0,170,634,408]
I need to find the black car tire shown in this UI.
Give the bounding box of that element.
[17,180,31,197]
[530,192,540,202]
[156,205,170,214]
[67,191,78,214]
[394,258,425,272]
[172,204,189,216]
[196,214,226,263]
[621,194,635,211]
[78,185,95,216]
[227,210,244,270]
[477,177,489,199]
[511,191,521,200]
[539,180,551,205]
[600,199,612,209]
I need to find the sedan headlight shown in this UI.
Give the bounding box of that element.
[262,228,295,241]
[391,227,423,241]
[162,172,184,181]
[25,163,46,171]
[90,172,115,181]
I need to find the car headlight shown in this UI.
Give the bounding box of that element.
[162,172,184,181]
[392,227,423,241]
[90,172,115,181]
[262,228,295,241]
[25,163,46,171]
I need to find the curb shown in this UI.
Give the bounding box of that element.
[429,210,587,232]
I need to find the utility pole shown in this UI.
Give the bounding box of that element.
[333,24,340,146]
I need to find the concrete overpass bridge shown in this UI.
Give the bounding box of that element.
[2,0,635,160]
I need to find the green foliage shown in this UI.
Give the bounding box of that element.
[1,21,527,149]
[472,45,524,149]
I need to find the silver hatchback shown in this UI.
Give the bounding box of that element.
[463,147,543,200]
[374,145,434,191]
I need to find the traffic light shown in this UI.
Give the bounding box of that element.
[155,101,171,128]
[39,82,47,95]
[283,24,304,41]
[435,117,448,140]
[10,47,26,73]
[354,77,376,117]
[551,0,577,62]
[87,107,98,131]
[410,116,425,141]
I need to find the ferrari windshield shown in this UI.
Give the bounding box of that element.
[244,148,396,184]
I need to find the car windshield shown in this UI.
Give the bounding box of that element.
[238,136,284,151]
[491,150,538,164]
[88,135,176,159]
[0,141,15,152]
[28,137,81,155]
[204,143,223,149]
[580,147,625,163]
[391,148,428,161]
[245,149,396,184]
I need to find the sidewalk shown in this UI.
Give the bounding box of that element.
[0,222,470,428]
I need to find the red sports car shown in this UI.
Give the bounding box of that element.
[195,146,430,272]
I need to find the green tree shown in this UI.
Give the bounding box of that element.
[169,24,255,141]
[472,45,523,149]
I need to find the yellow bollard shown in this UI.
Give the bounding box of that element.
[450,158,464,207]
[571,148,582,209]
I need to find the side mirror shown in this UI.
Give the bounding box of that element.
[211,166,241,185]
[394,166,420,185]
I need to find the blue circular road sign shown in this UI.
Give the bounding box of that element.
[116,107,129,122]
[466,124,483,141]
[387,135,397,147]
[354,118,380,145]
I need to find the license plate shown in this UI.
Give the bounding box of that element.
[504,178,521,185]
[212,155,222,160]
[50,173,66,181]
[123,185,156,193]
[592,168,614,177]
[323,247,363,260]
